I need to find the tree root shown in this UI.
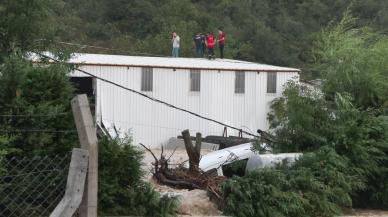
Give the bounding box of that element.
[140,130,227,206]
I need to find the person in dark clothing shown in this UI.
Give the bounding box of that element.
[193,33,203,57]
[217,27,226,59]
[206,33,216,60]
[201,34,207,57]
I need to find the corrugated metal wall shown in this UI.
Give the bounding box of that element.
[70,66,299,147]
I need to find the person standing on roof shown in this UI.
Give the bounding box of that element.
[206,32,216,60]
[171,32,180,57]
[217,27,226,59]
[193,32,203,58]
[201,33,207,57]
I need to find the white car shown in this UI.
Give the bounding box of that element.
[192,143,301,176]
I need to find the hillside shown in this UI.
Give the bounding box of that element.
[51,0,388,78]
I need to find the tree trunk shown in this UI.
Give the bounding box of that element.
[181,130,202,174]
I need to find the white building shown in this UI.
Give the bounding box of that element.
[67,53,300,147]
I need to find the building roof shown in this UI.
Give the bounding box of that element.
[31,53,300,72]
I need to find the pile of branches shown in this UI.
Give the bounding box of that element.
[140,130,226,202]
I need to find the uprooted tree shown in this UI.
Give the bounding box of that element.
[141,129,226,202]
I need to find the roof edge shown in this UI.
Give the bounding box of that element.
[70,62,301,73]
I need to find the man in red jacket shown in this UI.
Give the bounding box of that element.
[206,32,216,60]
[217,27,226,59]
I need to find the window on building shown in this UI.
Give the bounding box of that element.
[141,67,153,91]
[190,69,201,92]
[267,72,277,93]
[235,71,245,94]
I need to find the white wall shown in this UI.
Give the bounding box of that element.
[71,66,299,147]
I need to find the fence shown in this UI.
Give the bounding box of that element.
[0,95,98,217]
[0,153,71,217]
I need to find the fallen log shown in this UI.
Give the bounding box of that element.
[155,172,200,190]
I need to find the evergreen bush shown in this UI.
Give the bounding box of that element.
[223,146,360,217]
[98,136,179,217]
[0,53,77,156]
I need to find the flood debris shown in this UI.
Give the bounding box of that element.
[140,129,227,204]
[141,129,302,208]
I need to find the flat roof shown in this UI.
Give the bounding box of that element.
[31,53,300,72]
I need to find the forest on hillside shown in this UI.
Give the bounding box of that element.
[47,0,388,78]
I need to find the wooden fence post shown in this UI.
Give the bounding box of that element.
[50,148,89,217]
[71,94,98,217]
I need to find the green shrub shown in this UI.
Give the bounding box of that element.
[0,53,77,156]
[98,136,179,217]
[223,146,359,217]
[268,12,388,209]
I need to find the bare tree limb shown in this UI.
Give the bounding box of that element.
[139,143,159,173]
[139,143,158,162]
[166,146,178,162]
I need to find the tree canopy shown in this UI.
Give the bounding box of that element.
[49,0,388,77]
[223,13,388,217]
